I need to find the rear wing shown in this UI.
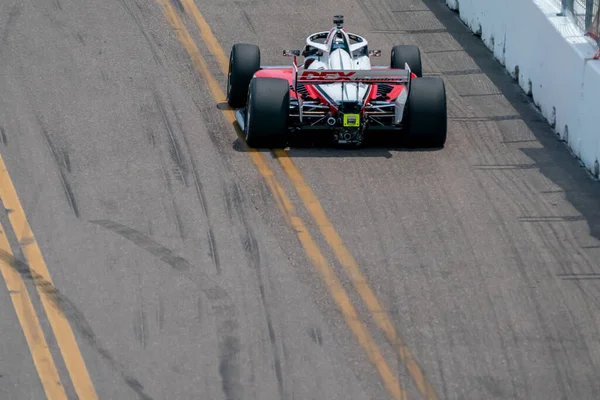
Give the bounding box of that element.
[291,64,413,122]
[295,65,413,85]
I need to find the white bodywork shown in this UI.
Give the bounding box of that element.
[303,29,372,104]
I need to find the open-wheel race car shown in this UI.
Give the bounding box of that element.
[226,15,447,148]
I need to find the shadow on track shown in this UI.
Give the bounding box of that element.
[423,0,600,242]
[231,130,444,159]
[217,98,445,158]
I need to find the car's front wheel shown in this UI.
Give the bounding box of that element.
[391,45,423,78]
[245,77,290,148]
[227,43,261,108]
[405,77,447,148]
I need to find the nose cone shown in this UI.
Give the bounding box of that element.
[329,49,354,70]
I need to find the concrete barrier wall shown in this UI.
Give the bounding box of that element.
[443,0,600,177]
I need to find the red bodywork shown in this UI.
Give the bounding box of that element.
[254,68,416,113]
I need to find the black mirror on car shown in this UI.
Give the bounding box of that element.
[283,50,301,57]
[369,50,382,57]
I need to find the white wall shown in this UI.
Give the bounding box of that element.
[444,0,600,177]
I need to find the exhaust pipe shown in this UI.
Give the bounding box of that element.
[327,117,336,126]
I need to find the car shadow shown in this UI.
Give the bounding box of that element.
[218,102,444,158]
[422,0,600,243]
[231,129,444,158]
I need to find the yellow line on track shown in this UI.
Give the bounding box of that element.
[0,228,67,400]
[157,2,407,399]
[273,150,438,400]
[180,0,230,72]
[0,155,98,400]
[177,2,438,399]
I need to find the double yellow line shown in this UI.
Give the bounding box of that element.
[0,153,98,398]
[159,1,438,399]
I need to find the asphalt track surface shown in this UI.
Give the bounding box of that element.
[1,0,600,399]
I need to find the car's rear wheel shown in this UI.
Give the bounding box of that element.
[405,77,447,148]
[245,78,289,148]
[391,45,423,77]
[227,43,261,108]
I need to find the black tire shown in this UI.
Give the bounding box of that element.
[405,77,447,148]
[391,45,423,78]
[244,78,289,148]
[227,44,260,108]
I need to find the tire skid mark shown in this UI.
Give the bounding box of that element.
[0,249,155,400]
[360,165,448,395]
[535,217,592,273]
[207,228,221,274]
[139,103,157,147]
[116,0,162,65]
[133,302,148,348]
[257,265,285,400]
[157,293,165,331]
[552,283,599,391]
[242,229,259,268]
[571,280,600,314]
[153,91,188,186]
[224,184,236,222]
[474,115,590,278]
[226,181,285,399]
[1,4,21,46]
[166,94,222,273]
[567,283,600,387]
[216,183,252,400]
[92,220,189,270]
[475,174,572,399]
[40,3,68,32]
[35,116,68,170]
[486,171,600,392]
[62,149,71,173]
[406,185,466,395]
[355,166,398,315]
[219,335,243,400]
[133,275,148,348]
[471,116,589,279]
[475,152,568,394]
[0,126,7,145]
[439,179,522,399]
[196,295,203,322]
[386,150,517,399]
[249,351,257,400]
[74,32,85,45]
[240,9,256,34]
[159,163,185,239]
[490,169,596,272]
[167,99,194,187]
[158,3,411,394]
[562,270,600,322]
[243,226,286,400]
[281,340,290,390]
[35,115,79,218]
[146,126,156,147]
[307,326,323,346]
[387,186,453,400]
[355,0,375,30]
[90,219,240,398]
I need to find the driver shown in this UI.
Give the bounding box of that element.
[331,32,347,52]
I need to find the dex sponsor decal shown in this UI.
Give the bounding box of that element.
[299,70,407,83]
[300,71,356,81]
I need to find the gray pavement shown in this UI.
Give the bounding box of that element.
[0,0,599,399]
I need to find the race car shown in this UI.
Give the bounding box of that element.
[226,15,447,148]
